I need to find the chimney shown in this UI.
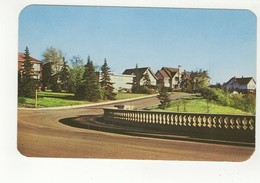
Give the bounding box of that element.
[178,65,182,74]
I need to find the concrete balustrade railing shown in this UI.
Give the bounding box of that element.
[103,108,255,143]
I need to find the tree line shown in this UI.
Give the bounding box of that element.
[18,46,255,113]
[18,46,116,102]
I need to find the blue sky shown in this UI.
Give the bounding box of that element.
[19,5,256,84]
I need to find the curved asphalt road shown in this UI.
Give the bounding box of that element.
[18,94,254,161]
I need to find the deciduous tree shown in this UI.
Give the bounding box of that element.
[42,46,63,73]
[42,47,64,91]
[68,55,85,93]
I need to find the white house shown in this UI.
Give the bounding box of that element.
[97,72,134,92]
[225,76,256,93]
[122,67,157,86]
[110,73,134,92]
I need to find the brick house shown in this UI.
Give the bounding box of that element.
[155,66,182,89]
[18,52,42,80]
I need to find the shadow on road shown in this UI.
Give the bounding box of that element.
[59,115,255,147]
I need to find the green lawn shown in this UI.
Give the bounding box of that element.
[162,98,252,115]
[18,92,90,108]
[18,91,149,108]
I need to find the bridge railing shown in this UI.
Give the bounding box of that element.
[103,108,255,143]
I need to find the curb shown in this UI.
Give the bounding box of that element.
[18,94,158,111]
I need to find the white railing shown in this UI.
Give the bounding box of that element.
[103,108,255,143]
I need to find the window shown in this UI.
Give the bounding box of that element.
[33,63,40,71]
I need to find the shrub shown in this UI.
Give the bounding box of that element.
[18,97,26,104]
[140,86,155,94]
[200,87,256,114]
[200,87,229,106]
[230,94,255,113]
[157,87,171,109]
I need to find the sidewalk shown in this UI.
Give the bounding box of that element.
[18,94,157,111]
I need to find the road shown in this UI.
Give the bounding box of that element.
[18,94,254,161]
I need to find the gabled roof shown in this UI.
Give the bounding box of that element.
[162,67,178,73]
[163,67,178,78]
[236,77,255,85]
[156,70,170,79]
[226,77,255,86]
[123,67,149,75]
[123,67,157,80]
[156,67,179,79]
[18,52,42,64]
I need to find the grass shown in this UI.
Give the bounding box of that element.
[18,92,90,108]
[18,91,149,108]
[162,97,252,115]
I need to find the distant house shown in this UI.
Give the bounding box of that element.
[155,66,182,89]
[18,52,42,80]
[225,76,256,93]
[96,72,134,92]
[122,67,157,86]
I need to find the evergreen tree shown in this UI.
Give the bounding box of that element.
[143,72,151,86]
[41,62,52,91]
[60,57,70,91]
[18,47,36,98]
[100,58,116,100]
[76,56,102,101]
[18,71,24,96]
[132,64,141,93]
[157,87,171,109]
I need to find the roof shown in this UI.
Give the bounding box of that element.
[123,67,157,80]
[236,77,255,85]
[156,70,170,79]
[156,67,179,79]
[122,67,150,75]
[226,77,255,86]
[18,52,42,64]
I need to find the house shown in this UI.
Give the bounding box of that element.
[155,66,182,89]
[96,72,134,92]
[18,52,42,80]
[122,67,157,86]
[225,76,256,93]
